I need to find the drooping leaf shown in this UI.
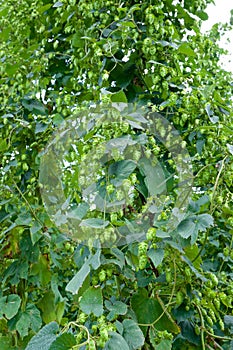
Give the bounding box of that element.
[21,98,47,115]
[205,103,213,117]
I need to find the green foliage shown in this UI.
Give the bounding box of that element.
[80,287,104,317]
[0,0,233,349]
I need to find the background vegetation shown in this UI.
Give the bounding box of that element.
[0,0,233,349]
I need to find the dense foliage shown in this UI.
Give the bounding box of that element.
[0,0,233,349]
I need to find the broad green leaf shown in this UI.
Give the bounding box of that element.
[0,294,21,319]
[66,249,101,294]
[177,214,214,244]
[38,4,52,13]
[105,135,136,152]
[66,202,89,220]
[35,122,48,134]
[30,221,42,245]
[105,300,127,321]
[111,90,128,103]
[179,320,200,346]
[147,248,164,268]
[138,157,166,195]
[176,5,195,29]
[109,160,137,185]
[22,99,47,115]
[0,27,10,41]
[2,259,29,285]
[104,332,130,350]
[227,144,233,155]
[30,255,51,286]
[15,213,33,226]
[184,245,202,269]
[72,32,84,48]
[80,218,109,228]
[0,139,7,152]
[122,319,145,349]
[5,63,19,76]
[178,43,195,57]
[131,289,180,334]
[89,248,102,270]
[111,248,125,268]
[55,301,65,324]
[80,286,103,317]
[109,64,135,89]
[182,256,207,282]
[224,315,233,334]
[15,304,42,338]
[65,259,90,294]
[154,340,172,350]
[103,40,119,56]
[0,336,15,350]
[52,114,64,126]
[49,333,76,350]
[205,103,213,117]
[196,10,208,20]
[25,322,59,350]
[119,21,136,28]
[149,327,172,349]
[37,291,65,324]
[176,219,195,239]
[53,1,63,7]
